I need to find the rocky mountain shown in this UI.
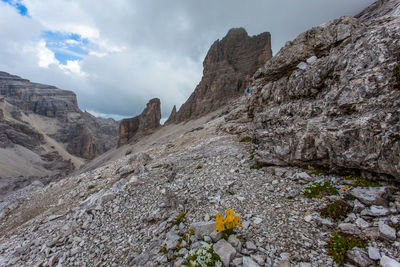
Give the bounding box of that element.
[166,28,272,124]
[224,0,400,182]
[118,98,161,147]
[1,1,400,267]
[0,71,118,195]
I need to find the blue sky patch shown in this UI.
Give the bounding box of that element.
[41,31,90,64]
[1,0,28,16]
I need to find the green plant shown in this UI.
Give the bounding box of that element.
[172,211,186,227]
[249,154,255,160]
[183,243,222,267]
[152,164,164,169]
[240,136,252,142]
[303,180,338,198]
[389,187,397,194]
[308,168,328,176]
[327,231,368,266]
[344,175,379,187]
[250,163,262,170]
[160,245,167,255]
[195,165,203,170]
[320,200,351,221]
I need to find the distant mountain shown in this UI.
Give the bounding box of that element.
[0,71,118,195]
[166,28,272,124]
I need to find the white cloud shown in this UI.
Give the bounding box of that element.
[60,60,87,77]
[36,40,58,68]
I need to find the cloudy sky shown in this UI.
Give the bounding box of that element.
[0,0,375,121]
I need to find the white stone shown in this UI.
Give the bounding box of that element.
[253,217,262,224]
[367,246,381,260]
[306,56,318,64]
[380,255,400,267]
[297,62,308,70]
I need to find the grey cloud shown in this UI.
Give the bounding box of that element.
[1,0,376,119]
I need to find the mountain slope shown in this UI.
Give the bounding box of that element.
[0,72,118,195]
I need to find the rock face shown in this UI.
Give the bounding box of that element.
[242,0,400,181]
[118,98,161,146]
[167,28,272,123]
[0,71,118,195]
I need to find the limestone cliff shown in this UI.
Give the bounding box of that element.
[167,28,272,123]
[226,0,400,181]
[118,98,161,146]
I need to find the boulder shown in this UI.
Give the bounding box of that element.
[214,239,236,267]
[244,4,400,181]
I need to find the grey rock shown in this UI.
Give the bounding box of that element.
[247,7,400,180]
[227,235,241,249]
[380,255,400,267]
[353,199,366,213]
[379,222,397,241]
[368,246,381,260]
[245,241,257,250]
[231,257,243,267]
[347,247,374,267]
[210,230,223,242]
[351,187,390,206]
[214,239,236,267]
[242,256,260,267]
[299,263,312,267]
[361,205,391,217]
[355,218,370,229]
[203,236,212,242]
[190,221,216,239]
[165,231,180,250]
[338,223,361,235]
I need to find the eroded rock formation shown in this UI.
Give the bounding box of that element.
[237,0,400,180]
[0,72,118,194]
[168,28,272,123]
[118,98,161,146]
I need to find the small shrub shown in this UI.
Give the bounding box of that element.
[195,165,203,170]
[172,210,186,226]
[389,187,397,194]
[160,245,167,255]
[152,164,164,169]
[320,200,351,221]
[250,163,262,170]
[327,231,368,266]
[303,180,338,198]
[344,175,379,187]
[240,136,252,142]
[308,168,328,176]
[249,154,255,160]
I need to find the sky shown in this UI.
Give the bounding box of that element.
[0,0,376,121]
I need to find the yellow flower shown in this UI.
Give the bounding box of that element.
[341,185,350,190]
[234,215,242,227]
[215,209,242,232]
[216,213,225,231]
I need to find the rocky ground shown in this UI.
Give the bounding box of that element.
[0,107,399,267]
